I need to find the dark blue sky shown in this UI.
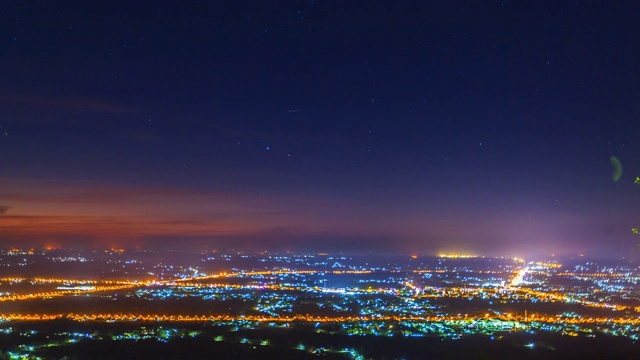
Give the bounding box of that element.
[1,1,640,257]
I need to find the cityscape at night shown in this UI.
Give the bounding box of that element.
[2,0,640,358]
[1,249,640,358]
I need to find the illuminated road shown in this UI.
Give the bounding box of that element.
[0,268,634,321]
[1,313,639,327]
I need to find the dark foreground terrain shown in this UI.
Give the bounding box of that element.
[1,320,639,360]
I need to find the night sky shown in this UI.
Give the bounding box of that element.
[1,1,640,258]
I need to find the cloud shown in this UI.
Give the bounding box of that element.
[1,177,631,257]
[0,89,134,122]
[0,179,371,245]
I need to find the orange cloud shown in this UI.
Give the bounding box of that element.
[0,178,384,245]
